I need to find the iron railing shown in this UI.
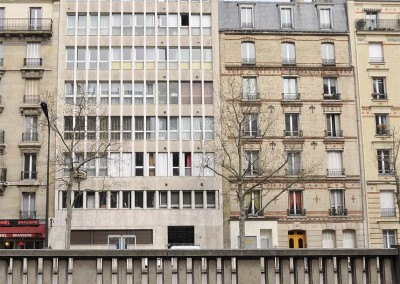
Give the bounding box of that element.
[286,169,303,176]
[282,93,300,101]
[241,93,260,101]
[322,59,335,65]
[21,171,37,180]
[242,129,261,138]
[242,58,256,65]
[356,19,400,31]
[372,93,387,100]
[23,58,42,67]
[287,208,306,216]
[381,208,396,217]
[284,130,303,137]
[282,58,296,65]
[369,57,384,63]
[23,95,40,104]
[329,208,347,216]
[0,18,52,32]
[327,169,346,176]
[323,93,341,100]
[19,210,37,219]
[324,130,343,138]
[0,130,4,143]
[22,132,39,142]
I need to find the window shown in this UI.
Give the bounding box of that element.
[195,191,203,208]
[23,116,38,142]
[135,116,144,139]
[325,113,342,137]
[205,117,214,140]
[369,43,384,63]
[23,153,37,180]
[146,82,155,104]
[158,14,167,35]
[147,192,155,208]
[245,151,259,175]
[184,153,192,176]
[86,192,95,209]
[171,153,179,176]
[242,77,258,101]
[319,8,332,29]
[207,191,216,208]
[366,12,378,29]
[77,14,87,35]
[241,42,255,65]
[321,43,335,65]
[169,14,178,35]
[122,192,131,208]
[66,14,75,35]
[99,48,109,69]
[282,77,298,100]
[192,82,202,104]
[380,191,395,217]
[376,114,389,135]
[183,192,191,208]
[168,226,194,245]
[284,113,300,136]
[322,230,336,248]
[327,151,344,176]
[135,191,143,208]
[135,152,144,176]
[77,47,86,69]
[159,191,167,208]
[193,117,202,140]
[323,78,339,99]
[330,189,345,216]
[146,117,156,140]
[280,8,292,29]
[89,14,98,35]
[343,230,356,248]
[123,83,132,104]
[192,153,214,177]
[158,81,167,104]
[99,192,107,208]
[383,230,397,248]
[123,14,132,36]
[243,114,259,137]
[112,14,121,35]
[171,191,179,208]
[29,7,42,30]
[110,116,120,140]
[377,150,391,175]
[182,117,191,140]
[134,82,144,105]
[372,77,386,99]
[202,15,212,36]
[100,14,109,35]
[135,14,144,35]
[73,191,83,209]
[281,43,296,65]
[21,192,35,219]
[66,47,74,69]
[288,190,303,215]
[110,191,119,208]
[158,117,167,140]
[110,153,132,177]
[240,6,253,29]
[148,153,155,176]
[245,190,261,216]
[287,152,301,176]
[146,14,155,35]
[191,14,201,35]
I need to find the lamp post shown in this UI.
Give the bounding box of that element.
[40,101,50,248]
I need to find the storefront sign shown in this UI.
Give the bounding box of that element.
[0,233,41,238]
[0,219,39,226]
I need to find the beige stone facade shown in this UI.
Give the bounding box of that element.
[0,0,59,248]
[348,0,400,248]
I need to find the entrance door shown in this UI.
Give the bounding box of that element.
[288,230,306,248]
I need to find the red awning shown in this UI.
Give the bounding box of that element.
[0,225,45,239]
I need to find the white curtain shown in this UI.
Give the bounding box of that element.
[158,153,168,176]
[369,43,383,58]
[182,117,191,140]
[380,191,394,209]
[27,43,40,58]
[322,230,336,248]
[328,151,342,170]
[321,43,334,60]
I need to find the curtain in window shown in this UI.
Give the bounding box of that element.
[182,117,191,140]
[369,43,383,59]
[321,43,334,60]
[181,82,191,104]
[281,43,295,59]
[121,153,132,177]
[380,191,394,209]
[322,230,335,248]
[343,230,356,248]
[328,151,342,171]
[27,43,40,58]
[158,153,168,176]
[193,117,202,140]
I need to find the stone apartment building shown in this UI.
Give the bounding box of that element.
[219,0,365,249]
[348,0,400,248]
[0,0,59,249]
[50,0,223,249]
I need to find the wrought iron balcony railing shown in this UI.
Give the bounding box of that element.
[23,58,42,67]
[356,19,400,31]
[286,169,303,176]
[241,22,253,29]
[372,93,387,100]
[242,58,256,65]
[282,93,300,101]
[376,127,390,136]
[0,58,3,67]
[241,93,260,101]
[282,58,296,65]
[0,18,52,33]
[242,129,261,138]
[23,95,40,104]
[0,130,4,143]
[327,169,346,176]
[21,171,37,180]
[281,23,293,29]
[324,130,343,138]
[0,168,6,184]
[322,59,335,65]
[22,132,39,142]
[381,208,396,217]
[19,210,36,219]
[329,208,347,216]
[323,93,341,100]
[369,57,384,63]
[284,130,303,137]
[287,208,306,216]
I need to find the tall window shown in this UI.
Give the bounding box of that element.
[322,230,336,248]
[29,7,42,30]
[21,192,35,219]
[372,77,386,99]
[319,8,332,30]
[23,153,37,180]
[245,190,261,216]
[287,152,301,176]
[323,78,338,98]
[325,113,342,137]
[240,6,253,29]
[321,43,335,65]
[282,77,298,100]
[24,116,38,142]
[284,113,300,136]
[377,150,391,175]
[243,114,259,137]
[241,42,255,65]
[242,77,258,101]
[135,153,144,176]
[244,151,259,175]
[327,151,344,176]
[375,114,389,135]
[383,230,397,248]
[280,8,292,29]
[281,43,296,65]
[365,12,378,29]
[330,190,345,216]
[380,191,395,217]
[288,190,303,215]
[369,43,384,63]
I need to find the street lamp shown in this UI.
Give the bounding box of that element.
[40,101,50,248]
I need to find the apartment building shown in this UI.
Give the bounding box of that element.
[0,1,59,249]
[348,0,400,248]
[50,0,222,249]
[219,0,365,249]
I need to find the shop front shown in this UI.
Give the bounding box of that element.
[0,219,45,249]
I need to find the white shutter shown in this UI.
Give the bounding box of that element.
[121,153,132,177]
[322,230,335,248]
[343,230,356,248]
[380,191,394,209]
[158,153,168,176]
[110,153,120,177]
[369,43,383,58]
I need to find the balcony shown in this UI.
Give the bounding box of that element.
[242,58,256,65]
[323,93,341,100]
[369,57,384,64]
[21,171,37,180]
[324,130,343,138]
[0,130,4,144]
[372,93,387,100]
[286,169,303,176]
[327,169,346,177]
[21,58,44,79]
[282,93,300,101]
[381,208,396,217]
[23,58,42,67]
[281,58,296,65]
[322,59,335,66]
[20,95,41,115]
[19,210,36,219]
[241,93,260,102]
[0,95,3,113]
[281,23,293,29]
[22,131,39,142]
[356,19,400,31]
[0,168,6,195]
[287,208,306,216]
[376,125,390,136]
[329,208,347,216]
[0,18,53,37]
[242,129,261,139]
[241,22,253,29]
[284,130,303,137]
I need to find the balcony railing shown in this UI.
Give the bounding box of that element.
[327,169,346,176]
[19,210,36,219]
[325,130,343,138]
[322,59,335,65]
[281,58,296,65]
[0,18,52,33]
[22,132,39,142]
[21,171,37,180]
[242,129,261,138]
[23,58,42,67]
[284,130,302,137]
[372,93,387,100]
[241,22,253,29]
[241,93,260,101]
[287,208,306,216]
[320,23,332,30]
[381,208,396,217]
[0,130,4,143]
[356,19,400,31]
[376,127,390,136]
[329,208,347,216]
[0,58,3,67]
[282,93,300,101]
[369,57,384,63]
[0,168,6,184]
[323,93,341,100]
[286,169,303,176]
[23,95,41,104]
[242,58,256,65]
[281,23,292,29]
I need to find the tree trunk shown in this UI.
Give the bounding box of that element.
[65,181,73,249]
[238,184,246,249]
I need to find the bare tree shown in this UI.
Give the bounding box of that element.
[43,90,117,249]
[207,78,317,249]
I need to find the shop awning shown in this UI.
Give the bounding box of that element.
[0,225,45,239]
